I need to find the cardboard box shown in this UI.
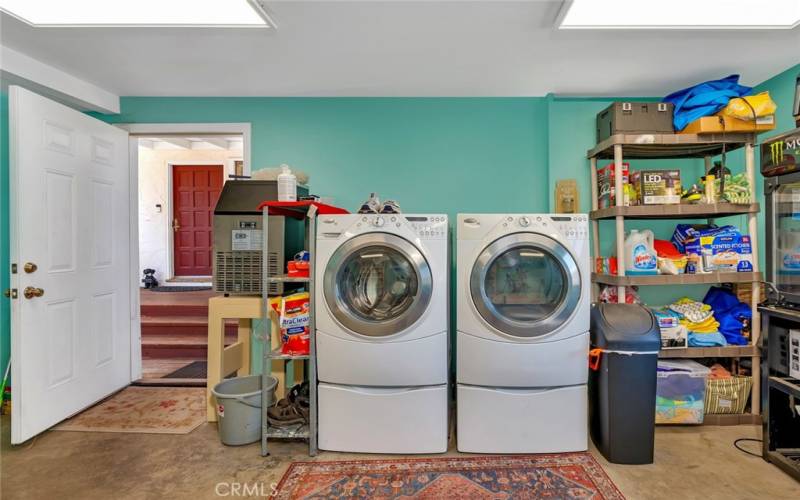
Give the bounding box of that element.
[680,114,776,135]
[632,169,681,205]
[597,162,630,208]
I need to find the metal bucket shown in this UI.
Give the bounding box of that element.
[211,375,278,446]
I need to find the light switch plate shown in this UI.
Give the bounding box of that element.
[555,179,579,214]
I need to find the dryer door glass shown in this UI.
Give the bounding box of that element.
[340,246,418,321]
[471,233,580,338]
[324,233,433,337]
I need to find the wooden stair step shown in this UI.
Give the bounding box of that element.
[141,316,237,336]
[141,332,237,359]
[140,303,209,316]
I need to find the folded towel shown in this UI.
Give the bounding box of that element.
[688,331,728,347]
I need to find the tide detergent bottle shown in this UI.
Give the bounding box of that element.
[624,229,658,275]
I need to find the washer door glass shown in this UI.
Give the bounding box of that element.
[470,233,580,338]
[324,233,432,337]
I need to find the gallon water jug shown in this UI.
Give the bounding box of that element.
[277,164,297,202]
[624,229,657,275]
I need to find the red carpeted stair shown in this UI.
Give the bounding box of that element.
[141,289,237,360]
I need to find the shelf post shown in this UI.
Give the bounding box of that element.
[613,144,625,303]
[590,156,600,301]
[307,205,319,456]
[261,205,270,457]
[704,156,716,226]
[745,141,761,415]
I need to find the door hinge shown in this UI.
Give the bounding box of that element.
[11,263,17,274]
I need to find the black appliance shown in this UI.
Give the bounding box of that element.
[758,306,800,482]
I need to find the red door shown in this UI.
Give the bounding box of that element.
[172,165,223,276]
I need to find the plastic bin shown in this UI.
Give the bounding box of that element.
[656,360,711,424]
[211,375,278,446]
[589,303,661,464]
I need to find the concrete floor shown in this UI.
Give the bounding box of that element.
[1,417,798,499]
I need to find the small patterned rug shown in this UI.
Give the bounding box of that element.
[274,453,625,499]
[54,386,205,434]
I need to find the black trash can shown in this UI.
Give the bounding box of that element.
[589,302,660,464]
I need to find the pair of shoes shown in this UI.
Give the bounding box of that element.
[358,193,381,214]
[379,200,401,214]
[267,382,310,428]
[357,193,402,214]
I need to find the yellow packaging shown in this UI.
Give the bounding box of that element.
[720,92,777,120]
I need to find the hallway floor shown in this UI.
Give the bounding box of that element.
[2,417,798,499]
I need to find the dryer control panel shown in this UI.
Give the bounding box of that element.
[405,215,448,239]
[550,215,589,241]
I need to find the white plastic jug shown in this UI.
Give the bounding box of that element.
[624,229,657,275]
[277,164,297,202]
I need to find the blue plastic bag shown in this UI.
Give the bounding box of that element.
[663,75,752,131]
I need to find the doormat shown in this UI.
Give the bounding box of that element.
[150,286,211,292]
[53,386,205,435]
[274,453,625,499]
[162,360,207,379]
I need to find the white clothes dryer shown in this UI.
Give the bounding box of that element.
[456,213,590,453]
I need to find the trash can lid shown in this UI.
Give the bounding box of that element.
[590,303,661,351]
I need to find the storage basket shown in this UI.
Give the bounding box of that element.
[704,375,752,414]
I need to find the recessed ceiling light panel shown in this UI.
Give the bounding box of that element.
[0,0,276,27]
[558,0,800,29]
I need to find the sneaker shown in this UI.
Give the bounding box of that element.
[358,193,381,214]
[380,200,402,214]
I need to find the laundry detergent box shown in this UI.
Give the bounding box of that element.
[684,230,754,273]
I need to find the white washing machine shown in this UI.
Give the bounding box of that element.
[315,213,449,454]
[456,213,590,453]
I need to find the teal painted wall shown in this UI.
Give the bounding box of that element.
[100,98,550,215]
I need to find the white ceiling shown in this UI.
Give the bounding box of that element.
[1,1,798,97]
[138,135,244,151]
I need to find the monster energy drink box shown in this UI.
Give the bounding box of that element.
[762,127,800,177]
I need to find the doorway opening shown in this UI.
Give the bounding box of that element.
[133,132,247,384]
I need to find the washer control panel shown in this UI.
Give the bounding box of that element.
[406,215,448,239]
[341,214,447,239]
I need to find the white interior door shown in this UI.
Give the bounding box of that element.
[9,86,133,444]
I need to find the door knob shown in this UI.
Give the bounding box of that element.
[24,262,37,273]
[23,287,44,299]
[172,218,180,232]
